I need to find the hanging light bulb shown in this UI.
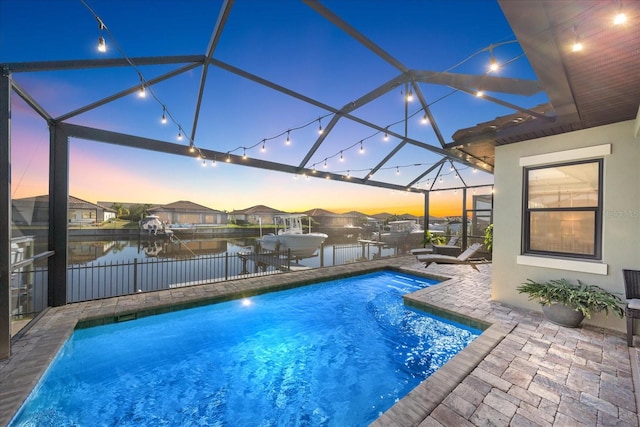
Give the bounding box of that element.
[161,108,167,124]
[488,46,498,72]
[323,159,328,168]
[406,88,413,102]
[285,130,291,145]
[359,141,364,153]
[318,118,323,135]
[243,149,247,159]
[421,113,429,124]
[138,84,146,98]
[261,140,266,152]
[572,26,583,52]
[188,144,195,153]
[312,166,316,174]
[226,153,231,162]
[475,90,484,97]
[211,159,216,167]
[396,166,400,175]
[339,151,344,161]
[177,130,183,140]
[96,18,107,53]
[384,129,389,141]
[98,36,106,52]
[346,170,351,178]
[202,159,206,167]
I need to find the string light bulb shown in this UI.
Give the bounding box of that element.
[96,17,106,53]
[188,144,195,153]
[177,131,183,140]
[421,113,429,124]
[243,149,247,159]
[475,90,484,97]
[226,153,231,162]
[323,159,328,168]
[384,129,389,141]
[359,141,364,153]
[318,118,323,135]
[396,166,400,175]
[285,130,291,145]
[138,84,146,98]
[261,140,266,152]
[406,88,413,102]
[488,46,498,72]
[98,36,106,52]
[161,108,167,124]
[339,151,344,162]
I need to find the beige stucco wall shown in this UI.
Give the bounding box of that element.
[492,120,640,332]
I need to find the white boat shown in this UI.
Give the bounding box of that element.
[376,220,424,244]
[258,214,328,258]
[139,215,174,238]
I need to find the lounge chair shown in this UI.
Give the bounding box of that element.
[416,243,484,270]
[410,236,459,255]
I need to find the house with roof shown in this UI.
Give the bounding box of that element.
[227,205,283,225]
[147,200,227,225]
[302,208,357,229]
[12,195,116,226]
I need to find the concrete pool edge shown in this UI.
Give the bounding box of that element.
[1,257,494,426]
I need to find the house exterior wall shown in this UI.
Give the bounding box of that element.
[492,120,640,332]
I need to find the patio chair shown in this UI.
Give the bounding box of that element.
[410,236,460,256]
[416,242,484,270]
[623,269,640,346]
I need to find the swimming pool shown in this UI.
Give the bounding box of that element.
[10,271,481,426]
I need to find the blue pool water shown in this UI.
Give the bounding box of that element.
[11,271,481,426]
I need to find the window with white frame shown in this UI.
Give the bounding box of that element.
[523,159,602,259]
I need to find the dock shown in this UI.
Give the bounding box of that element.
[237,252,310,273]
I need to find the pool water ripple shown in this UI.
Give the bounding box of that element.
[11,271,480,427]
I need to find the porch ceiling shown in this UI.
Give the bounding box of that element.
[451,0,640,162]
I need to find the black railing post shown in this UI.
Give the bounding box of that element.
[225,252,229,281]
[133,259,138,293]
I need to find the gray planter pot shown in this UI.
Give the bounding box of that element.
[542,303,585,328]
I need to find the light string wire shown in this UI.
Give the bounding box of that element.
[79,0,201,155]
[79,0,521,177]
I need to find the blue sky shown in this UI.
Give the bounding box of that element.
[1,0,547,216]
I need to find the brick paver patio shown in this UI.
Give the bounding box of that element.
[1,256,638,426]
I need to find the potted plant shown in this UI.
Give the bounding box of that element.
[484,224,493,252]
[422,230,445,247]
[517,278,624,328]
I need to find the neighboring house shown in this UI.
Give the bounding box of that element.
[302,208,357,228]
[227,205,283,225]
[12,195,116,226]
[147,201,227,225]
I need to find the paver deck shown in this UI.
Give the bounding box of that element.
[1,256,638,426]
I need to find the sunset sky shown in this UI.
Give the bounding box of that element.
[1,1,545,217]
